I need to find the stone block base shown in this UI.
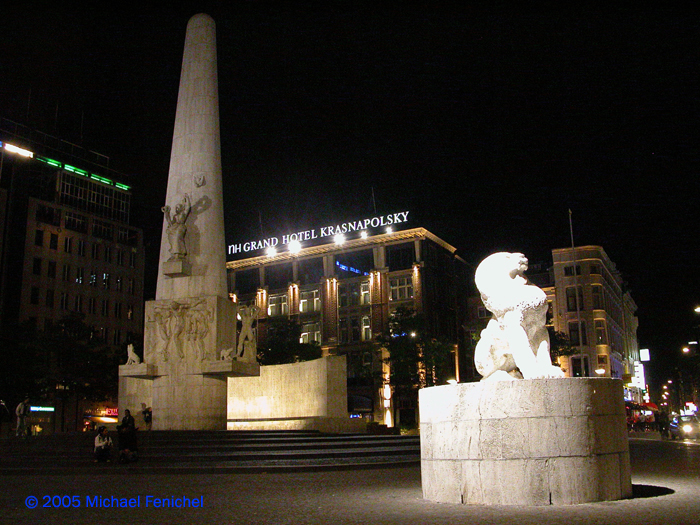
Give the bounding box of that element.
[419,378,632,506]
[227,417,366,433]
[162,259,191,277]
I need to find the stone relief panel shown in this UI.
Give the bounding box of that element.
[147,298,215,362]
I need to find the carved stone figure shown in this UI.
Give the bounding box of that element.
[220,347,235,361]
[150,298,212,361]
[161,194,191,261]
[474,252,564,381]
[126,343,141,365]
[184,299,214,360]
[237,305,260,358]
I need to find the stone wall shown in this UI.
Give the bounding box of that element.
[227,356,365,433]
[419,378,632,505]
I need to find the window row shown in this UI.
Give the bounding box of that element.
[58,172,131,223]
[563,263,602,277]
[31,319,128,346]
[31,259,137,293]
[339,315,372,344]
[567,319,609,347]
[29,288,135,319]
[263,276,413,317]
[34,230,139,267]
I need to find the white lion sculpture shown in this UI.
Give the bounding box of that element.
[474,252,564,381]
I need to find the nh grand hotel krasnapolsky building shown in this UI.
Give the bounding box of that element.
[225,213,471,427]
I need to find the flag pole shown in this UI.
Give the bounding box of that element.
[569,210,586,378]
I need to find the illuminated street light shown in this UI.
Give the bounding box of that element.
[3,142,34,158]
[266,247,277,257]
[288,240,302,254]
[334,234,346,246]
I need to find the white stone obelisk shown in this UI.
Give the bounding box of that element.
[119,14,258,431]
[157,13,227,300]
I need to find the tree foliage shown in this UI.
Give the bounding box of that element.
[257,319,323,365]
[548,327,578,364]
[380,307,454,389]
[0,314,121,410]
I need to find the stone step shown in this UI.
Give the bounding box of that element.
[0,430,420,474]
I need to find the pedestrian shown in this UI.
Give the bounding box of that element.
[15,397,30,437]
[94,426,113,462]
[140,402,152,431]
[116,409,138,463]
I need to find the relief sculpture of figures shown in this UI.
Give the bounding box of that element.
[150,299,213,362]
[151,301,187,361]
[184,299,214,361]
[474,252,565,381]
[161,194,191,261]
[237,305,260,359]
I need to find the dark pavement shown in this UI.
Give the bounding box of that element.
[1,436,699,525]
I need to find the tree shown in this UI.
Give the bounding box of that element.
[0,315,121,407]
[381,307,455,389]
[379,307,455,429]
[257,319,322,365]
[0,315,122,433]
[0,320,48,413]
[548,327,578,365]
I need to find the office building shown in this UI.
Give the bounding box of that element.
[0,119,145,367]
[226,224,469,425]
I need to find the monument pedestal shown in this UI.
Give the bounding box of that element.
[118,295,260,430]
[419,378,632,506]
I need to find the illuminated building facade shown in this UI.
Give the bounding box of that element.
[0,120,144,348]
[547,246,642,401]
[226,226,469,426]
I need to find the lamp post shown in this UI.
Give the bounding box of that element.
[680,340,700,413]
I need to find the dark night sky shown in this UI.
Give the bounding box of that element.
[1,4,698,388]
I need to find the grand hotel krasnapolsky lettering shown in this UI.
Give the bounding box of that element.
[227,211,410,256]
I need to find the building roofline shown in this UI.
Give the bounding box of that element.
[226,227,460,270]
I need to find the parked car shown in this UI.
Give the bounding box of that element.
[669,414,700,440]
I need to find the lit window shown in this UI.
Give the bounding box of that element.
[300,289,320,313]
[268,294,288,317]
[595,319,608,345]
[300,322,321,344]
[362,316,371,341]
[361,282,370,305]
[389,276,413,301]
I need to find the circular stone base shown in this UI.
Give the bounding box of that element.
[419,378,632,506]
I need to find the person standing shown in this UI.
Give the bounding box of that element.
[117,409,138,463]
[140,402,152,431]
[15,397,30,437]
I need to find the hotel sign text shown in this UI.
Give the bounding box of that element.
[228,211,410,255]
